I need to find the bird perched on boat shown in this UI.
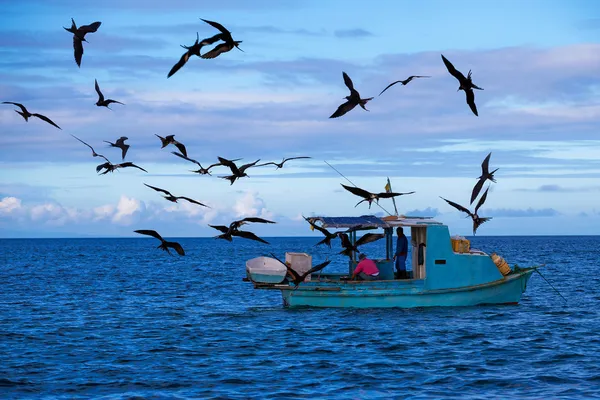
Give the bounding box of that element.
[441,54,483,116]
[199,18,243,59]
[63,18,101,67]
[218,157,261,185]
[167,32,221,78]
[470,152,498,205]
[378,75,431,96]
[440,187,492,235]
[330,72,374,118]
[209,217,275,244]
[270,253,331,287]
[2,102,61,130]
[144,183,209,207]
[338,232,386,258]
[256,156,311,169]
[96,160,147,175]
[171,151,224,175]
[103,136,129,160]
[134,229,185,256]
[94,79,124,109]
[302,216,343,248]
[155,134,187,157]
[71,134,109,161]
[341,184,415,209]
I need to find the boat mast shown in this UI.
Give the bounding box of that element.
[386,177,399,216]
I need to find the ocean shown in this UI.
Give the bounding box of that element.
[1,236,599,399]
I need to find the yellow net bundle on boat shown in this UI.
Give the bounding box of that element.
[491,253,511,276]
[451,236,470,253]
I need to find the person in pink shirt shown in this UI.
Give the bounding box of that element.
[352,253,380,281]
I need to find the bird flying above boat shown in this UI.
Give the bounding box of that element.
[171,151,223,175]
[95,79,124,109]
[218,157,260,185]
[96,160,147,175]
[256,156,311,169]
[71,134,109,161]
[330,72,373,119]
[134,229,185,256]
[378,75,431,96]
[155,134,187,157]
[209,217,275,244]
[2,102,61,130]
[199,18,243,59]
[440,186,492,235]
[270,252,331,287]
[338,232,386,258]
[302,216,343,248]
[341,184,414,209]
[441,54,483,116]
[103,136,129,160]
[63,18,101,67]
[470,152,498,205]
[168,32,221,78]
[143,183,209,207]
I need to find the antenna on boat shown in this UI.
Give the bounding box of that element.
[533,265,567,304]
[324,160,392,216]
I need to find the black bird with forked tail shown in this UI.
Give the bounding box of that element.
[341,184,414,209]
[441,186,492,235]
[470,152,498,204]
[134,229,185,256]
[441,54,483,116]
[63,18,101,67]
[330,72,373,118]
[2,102,61,130]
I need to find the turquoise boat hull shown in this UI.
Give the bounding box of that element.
[277,269,534,308]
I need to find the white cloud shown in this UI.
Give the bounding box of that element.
[112,196,144,225]
[233,191,274,220]
[0,196,22,214]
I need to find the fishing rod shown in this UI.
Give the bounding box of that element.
[324,160,393,216]
[533,264,567,304]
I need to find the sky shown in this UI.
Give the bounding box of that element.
[1,0,599,238]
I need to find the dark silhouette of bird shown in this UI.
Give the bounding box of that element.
[440,187,492,235]
[341,184,415,209]
[63,18,101,67]
[218,157,260,185]
[71,134,109,161]
[209,217,275,243]
[2,102,61,130]
[144,183,209,207]
[302,216,342,248]
[95,79,124,109]
[379,75,431,96]
[96,160,147,175]
[441,54,483,116]
[134,229,185,256]
[103,136,129,160]
[170,151,224,175]
[199,18,243,59]
[256,156,311,169]
[155,134,187,157]
[330,72,373,118]
[338,232,386,258]
[470,152,498,205]
[168,32,222,78]
[270,253,331,287]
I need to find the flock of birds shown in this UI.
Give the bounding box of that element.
[3,17,495,261]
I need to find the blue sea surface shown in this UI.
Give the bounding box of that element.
[1,236,599,399]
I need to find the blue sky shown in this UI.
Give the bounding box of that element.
[1,0,599,238]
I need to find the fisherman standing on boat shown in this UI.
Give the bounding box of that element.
[393,227,409,279]
[352,253,380,281]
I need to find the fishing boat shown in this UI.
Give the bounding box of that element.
[245,215,539,308]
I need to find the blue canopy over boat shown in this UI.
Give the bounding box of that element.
[311,215,389,229]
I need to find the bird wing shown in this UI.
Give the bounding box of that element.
[168,51,191,78]
[144,183,172,196]
[119,162,147,172]
[200,33,224,47]
[282,156,311,164]
[377,191,415,198]
[303,216,331,237]
[31,113,61,129]
[470,178,485,205]
[218,157,241,175]
[71,134,96,153]
[201,42,234,59]
[441,54,467,82]
[177,197,209,207]
[2,101,28,114]
[209,224,229,233]
[134,229,164,242]
[239,159,260,173]
[240,217,276,224]
[105,99,125,106]
[465,88,478,116]
[341,184,371,199]
[96,161,111,172]
[355,233,385,247]
[270,253,301,283]
[474,186,490,214]
[342,71,355,92]
[440,197,473,217]
[171,151,201,166]
[233,229,270,244]
[378,80,403,96]
[94,79,104,103]
[301,260,332,279]
[173,142,187,158]
[338,232,352,248]
[120,144,129,160]
[329,100,357,118]
[255,161,277,167]
[200,18,231,35]
[166,241,185,256]
[115,136,128,145]
[78,21,101,34]
[73,37,83,67]
[481,152,491,176]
